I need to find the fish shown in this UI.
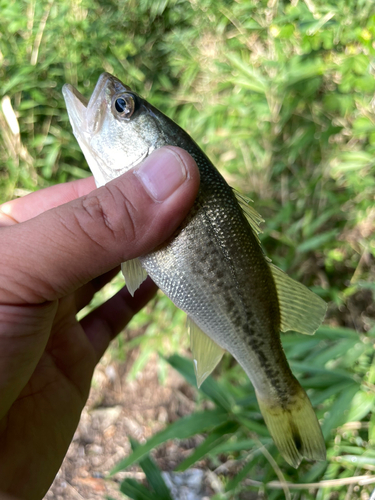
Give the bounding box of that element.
[63,73,327,468]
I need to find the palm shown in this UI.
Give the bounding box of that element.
[0,277,156,500]
[0,291,97,498]
[0,147,199,500]
[0,177,157,499]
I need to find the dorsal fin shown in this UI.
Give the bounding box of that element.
[269,263,327,335]
[121,258,148,296]
[188,316,225,388]
[233,190,264,244]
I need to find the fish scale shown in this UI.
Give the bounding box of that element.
[63,72,327,468]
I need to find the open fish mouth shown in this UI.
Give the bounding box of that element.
[63,73,135,133]
[63,73,114,137]
[62,75,116,186]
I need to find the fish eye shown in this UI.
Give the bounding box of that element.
[112,93,136,119]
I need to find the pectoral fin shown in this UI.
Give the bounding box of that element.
[270,263,327,335]
[188,317,225,388]
[121,258,148,296]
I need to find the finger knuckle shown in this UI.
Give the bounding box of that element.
[79,185,138,246]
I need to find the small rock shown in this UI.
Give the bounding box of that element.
[162,469,205,500]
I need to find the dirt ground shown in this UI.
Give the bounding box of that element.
[45,347,223,500]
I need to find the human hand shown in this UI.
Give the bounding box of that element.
[0,146,199,500]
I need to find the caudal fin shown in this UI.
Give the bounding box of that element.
[256,386,326,468]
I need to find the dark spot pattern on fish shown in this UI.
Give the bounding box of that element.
[128,101,301,406]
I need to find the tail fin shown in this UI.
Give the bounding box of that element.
[256,386,326,468]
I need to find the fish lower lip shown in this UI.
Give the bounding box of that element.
[62,83,89,135]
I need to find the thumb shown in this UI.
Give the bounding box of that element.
[0,146,200,304]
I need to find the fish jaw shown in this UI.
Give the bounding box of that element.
[62,73,157,187]
[62,84,88,134]
[63,81,109,187]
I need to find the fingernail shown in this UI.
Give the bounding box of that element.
[134,147,188,202]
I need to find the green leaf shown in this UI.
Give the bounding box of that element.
[225,451,261,492]
[290,362,354,381]
[128,438,173,499]
[209,437,258,455]
[110,408,228,475]
[176,421,239,471]
[310,380,358,406]
[306,338,358,366]
[346,391,375,422]
[127,348,153,381]
[139,459,172,499]
[296,229,339,253]
[165,354,234,411]
[226,53,268,94]
[120,478,158,500]
[315,326,360,340]
[283,60,325,87]
[321,385,359,438]
[337,455,375,468]
[236,415,269,436]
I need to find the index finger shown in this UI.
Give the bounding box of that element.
[0,176,96,226]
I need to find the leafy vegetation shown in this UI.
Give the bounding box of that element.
[1,0,375,498]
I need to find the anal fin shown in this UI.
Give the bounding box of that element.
[270,263,327,335]
[121,258,148,297]
[188,317,225,388]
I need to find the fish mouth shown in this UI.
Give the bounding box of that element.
[63,74,107,136]
[62,83,89,134]
[62,75,118,186]
[63,73,131,136]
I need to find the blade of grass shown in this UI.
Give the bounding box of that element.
[129,438,173,500]
[176,421,239,471]
[164,354,234,411]
[110,408,228,475]
[120,478,158,500]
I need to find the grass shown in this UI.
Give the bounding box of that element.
[1,0,375,498]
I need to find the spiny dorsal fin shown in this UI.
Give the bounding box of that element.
[270,263,327,335]
[121,258,148,297]
[233,190,264,244]
[188,316,225,388]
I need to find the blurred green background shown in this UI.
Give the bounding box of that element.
[1,0,375,498]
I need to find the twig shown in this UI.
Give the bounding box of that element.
[1,96,20,136]
[303,0,317,16]
[243,474,375,490]
[256,442,291,500]
[30,0,53,65]
[345,468,361,500]
[1,96,34,167]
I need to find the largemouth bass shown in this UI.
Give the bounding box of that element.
[63,73,327,468]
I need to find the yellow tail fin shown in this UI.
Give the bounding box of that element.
[256,386,326,468]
